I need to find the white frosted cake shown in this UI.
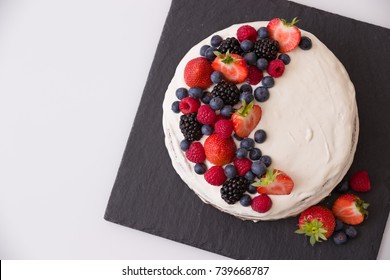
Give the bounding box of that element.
[162,20,358,221]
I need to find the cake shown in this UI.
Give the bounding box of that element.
[162,19,358,221]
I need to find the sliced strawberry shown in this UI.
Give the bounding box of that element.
[267,17,301,53]
[332,194,369,225]
[231,100,262,138]
[184,57,213,89]
[253,168,294,195]
[211,51,248,84]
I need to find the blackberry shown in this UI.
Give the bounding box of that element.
[253,38,279,61]
[211,81,240,106]
[179,113,202,142]
[220,177,249,204]
[217,37,241,54]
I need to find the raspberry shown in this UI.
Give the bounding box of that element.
[349,171,371,192]
[204,166,227,186]
[214,119,233,138]
[233,158,252,176]
[267,59,285,78]
[251,194,272,213]
[237,25,258,42]
[247,65,263,85]
[179,97,200,114]
[196,105,216,125]
[185,142,206,163]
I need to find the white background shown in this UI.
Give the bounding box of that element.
[0,0,389,259]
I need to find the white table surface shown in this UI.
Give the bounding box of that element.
[0,0,389,259]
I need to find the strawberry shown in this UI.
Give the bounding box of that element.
[204,134,236,166]
[253,168,294,195]
[231,100,262,138]
[349,170,371,192]
[211,51,248,84]
[332,194,369,225]
[295,206,336,246]
[267,17,301,53]
[184,57,213,89]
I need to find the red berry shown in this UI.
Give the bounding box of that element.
[247,65,263,85]
[184,57,213,89]
[179,97,200,114]
[251,194,272,213]
[214,119,234,138]
[267,59,285,78]
[197,105,216,125]
[204,134,236,166]
[204,166,226,186]
[237,25,258,42]
[349,171,371,192]
[233,158,252,176]
[185,142,206,163]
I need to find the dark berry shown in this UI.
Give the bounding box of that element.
[254,129,267,143]
[235,147,248,159]
[220,105,234,118]
[210,71,223,84]
[205,46,217,61]
[209,97,224,111]
[179,113,203,142]
[240,194,252,207]
[257,27,268,39]
[251,161,267,177]
[345,226,357,239]
[244,52,257,65]
[171,101,180,113]
[278,53,291,65]
[245,171,256,183]
[189,87,203,99]
[201,124,213,135]
[335,219,344,231]
[249,148,262,160]
[240,92,254,104]
[180,139,190,151]
[194,163,207,175]
[220,176,249,204]
[224,164,237,179]
[254,86,270,102]
[201,91,212,104]
[299,36,312,50]
[211,35,223,47]
[240,138,255,150]
[240,40,254,52]
[200,45,210,57]
[262,76,274,88]
[240,83,253,93]
[333,231,348,245]
[335,181,349,193]
[175,87,188,100]
[253,38,279,61]
[256,58,268,70]
[211,81,240,106]
[233,133,244,141]
[259,155,272,167]
[217,37,241,54]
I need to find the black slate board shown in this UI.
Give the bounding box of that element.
[105,0,390,259]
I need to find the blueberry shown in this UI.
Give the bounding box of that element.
[189,87,203,99]
[210,71,223,84]
[240,83,253,93]
[194,163,207,175]
[335,181,349,193]
[251,161,267,177]
[201,124,213,135]
[224,164,237,179]
[335,219,344,232]
[240,40,254,52]
[175,87,188,100]
[220,105,234,118]
[257,27,268,39]
[201,91,212,104]
[205,47,217,61]
[200,44,210,57]
[233,133,244,141]
[246,181,257,193]
[235,147,248,159]
[299,36,312,50]
[249,148,262,160]
[240,194,252,207]
[333,231,348,245]
[254,86,270,102]
[209,97,224,110]
[262,76,275,88]
[240,91,254,104]
[254,129,267,143]
[259,155,272,167]
[244,52,257,65]
[278,53,291,65]
[171,101,180,113]
[256,58,268,70]
[180,139,190,151]
[240,138,255,150]
[245,171,256,183]
[345,226,357,239]
[210,35,223,47]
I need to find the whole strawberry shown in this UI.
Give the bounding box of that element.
[295,206,336,246]
[204,134,236,166]
[332,194,369,225]
[184,57,213,89]
[349,170,371,192]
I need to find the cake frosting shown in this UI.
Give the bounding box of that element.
[162,21,358,221]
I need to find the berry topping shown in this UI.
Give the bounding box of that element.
[221,176,250,204]
[253,168,294,195]
[240,91,254,104]
[204,134,236,166]
[251,194,272,213]
[210,35,223,47]
[180,139,190,151]
[267,17,301,53]
[212,52,249,84]
[210,71,223,84]
[188,87,203,99]
[244,52,258,65]
[240,83,253,93]
[254,129,267,143]
[259,155,272,167]
[249,148,262,161]
[349,170,371,192]
[254,86,270,102]
[205,47,217,61]
[171,101,180,113]
[220,105,234,118]
[217,37,241,54]
[185,142,206,163]
[332,194,369,225]
[246,65,264,85]
[184,57,213,89]
[257,27,269,39]
[209,97,224,111]
[204,166,226,186]
[253,38,280,61]
[200,45,210,57]
[179,113,203,142]
[214,119,234,138]
[197,105,217,125]
[262,76,275,88]
[235,148,248,159]
[179,97,201,114]
[251,161,267,177]
[231,100,262,138]
[278,53,291,65]
[237,25,258,42]
[240,40,254,52]
[295,206,336,246]
[267,59,285,78]
[240,194,252,207]
[240,137,255,151]
[233,157,253,176]
[201,124,213,135]
[224,164,237,179]
[299,36,312,50]
[333,231,348,245]
[256,58,268,70]
[245,171,257,183]
[194,163,207,175]
[175,87,188,100]
[201,91,213,104]
[211,80,241,106]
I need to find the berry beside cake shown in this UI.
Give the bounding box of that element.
[162,18,358,221]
